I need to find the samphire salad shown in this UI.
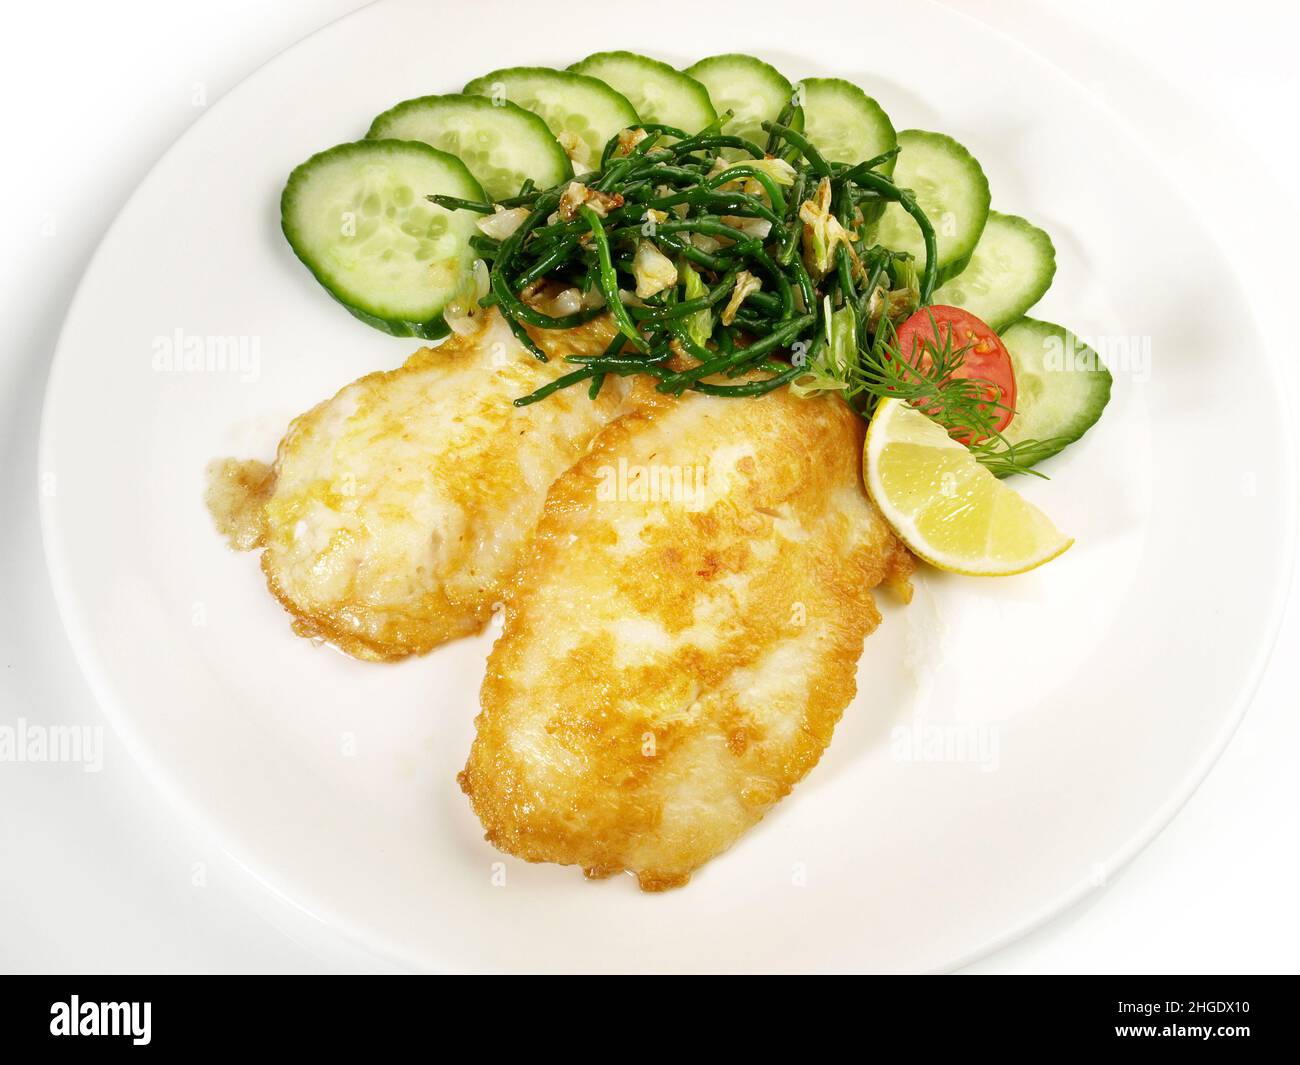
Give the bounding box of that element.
[280,51,1110,577]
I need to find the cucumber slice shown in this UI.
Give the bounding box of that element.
[873,130,990,285]
[932,211,1056,331]
[280,140,484,339]
[685,53,792,152]
[462,67,638,171]
[798,78,897,173]
[366,94,571,201]
[998,317,1111,463]
[569,51,716,134]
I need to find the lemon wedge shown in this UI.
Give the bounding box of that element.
[863,398,1072,576]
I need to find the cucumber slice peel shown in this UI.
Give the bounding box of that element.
[933,211,1056,331]
[797,78,897,174]
[366,94,571,201]
[873,129,990,284]
[997,317,1111,466]
[280,139,484,339]
[570,50,716,134]
[685,53,792,154]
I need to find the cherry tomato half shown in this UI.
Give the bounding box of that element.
[893,305,1016,445]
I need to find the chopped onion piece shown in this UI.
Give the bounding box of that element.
[557,132,591,174]
[617,128,649,156]
[721,156,797,187]
[633,240,678,298]
[558,181,623,221]
[547,287,584,316]
[721,215,772,239]
[475,206,530,241]
[720,270,762,326]
[799,176,861,279]
[445,258,491,336]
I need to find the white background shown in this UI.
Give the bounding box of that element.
[1,0,1296,973]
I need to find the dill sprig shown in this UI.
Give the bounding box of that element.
[969,437,1075,478]
[849,312,1064,479]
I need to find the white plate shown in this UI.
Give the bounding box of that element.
[39,0,1295,972]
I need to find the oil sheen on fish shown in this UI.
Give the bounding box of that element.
[205,308,622,660]
[459,381,914,890]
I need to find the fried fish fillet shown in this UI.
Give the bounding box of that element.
[206,309,623,660]
[459,382,914,890]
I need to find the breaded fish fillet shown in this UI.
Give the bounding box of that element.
[459,382,914,890]
[206,309,622,660]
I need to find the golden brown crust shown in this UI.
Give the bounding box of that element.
[460,383,910,888]
[210,311,623,661]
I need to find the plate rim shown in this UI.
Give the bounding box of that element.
[925,0,1300,971]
